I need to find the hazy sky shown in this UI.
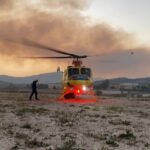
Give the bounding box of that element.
[86,0,150,44]
[0,0,150,78]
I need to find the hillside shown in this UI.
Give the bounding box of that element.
[1,72,150,86]
[94,77,150,85]
[0,72,63,84]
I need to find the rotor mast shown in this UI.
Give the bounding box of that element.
[72,59,82,67]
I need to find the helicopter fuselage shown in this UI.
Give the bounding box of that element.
[63,66,94,99]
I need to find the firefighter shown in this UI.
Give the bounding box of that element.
[29,80,39,100]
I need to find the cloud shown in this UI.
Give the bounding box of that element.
[0,0,15,10]
[0,0,90,13]
[0,11,137,56]
[44,0,90,10]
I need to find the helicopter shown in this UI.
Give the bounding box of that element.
[20,39,95,99]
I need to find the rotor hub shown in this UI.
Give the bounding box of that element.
[72,60,82,67]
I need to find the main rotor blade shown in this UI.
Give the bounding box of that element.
[21,56,74,59]
[21,39,79,57]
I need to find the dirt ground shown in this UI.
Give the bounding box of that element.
[0,90,150,150]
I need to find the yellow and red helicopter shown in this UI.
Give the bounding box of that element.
[21,40,95,99]
[62,59,94,99]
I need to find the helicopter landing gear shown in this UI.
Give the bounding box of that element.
[64,93,75,99]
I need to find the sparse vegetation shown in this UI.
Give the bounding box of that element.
[87,113,100,118]
[10,142,20,150]
[85,132,108,141]
[107,106,124,113]
[138,111,149,118]
[121,120,131,126]
[33,128,41,132]
[93,106,99,111]
[7,129,14,135]
[59,114,72,126]
[144,143,150,148]
[21,122,32,129]
[59,132,77,150]
[109,120,131,126]
[61,133,76,141]
[101,146,110,150]
[16,107,48,116]
[118,130,136,140]
[25,138,49,148]
[55,111,75,126]
[56,139,76,150]
[15,132,28,140]
[83,106,92,110]
[0,104,14,108]
[106,139,119,147]
[101,115,106,119]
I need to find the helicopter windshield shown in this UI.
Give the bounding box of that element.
[68,68,79,77]
[69,74,89,80]
[81,68,91,77]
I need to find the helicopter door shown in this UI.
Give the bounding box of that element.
[63,70,68,81]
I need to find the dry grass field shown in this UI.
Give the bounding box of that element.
[0,89,150,150]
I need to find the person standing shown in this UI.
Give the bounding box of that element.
[29,80,39,100]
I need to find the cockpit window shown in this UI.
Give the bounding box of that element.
[68,68,79,77]
[69,74,89,80]
[81,68,91,77]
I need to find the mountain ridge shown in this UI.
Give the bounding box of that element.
[94,77,150,85]
[0,72,150,85]
[0,72,63,84]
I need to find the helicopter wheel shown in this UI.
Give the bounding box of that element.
[64,93,75,99]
